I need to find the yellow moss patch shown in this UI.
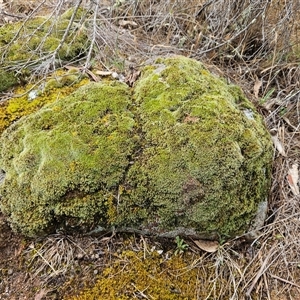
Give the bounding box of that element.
[0,72,90,134]
[66,250,206,300]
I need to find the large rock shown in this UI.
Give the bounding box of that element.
[0,56,273,238]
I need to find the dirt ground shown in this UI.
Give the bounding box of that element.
[1,214,300,300]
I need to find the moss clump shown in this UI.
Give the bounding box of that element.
[66,250,204,300]
[0,81,137,236]
[0,70,18,92]
[0,8,89,92]
[0,56,273,239]
[0,71,90,135]
[122,56,273,238]
[0,8,88,62]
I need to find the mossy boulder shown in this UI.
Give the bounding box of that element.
[0,8,89,92]
[0,56,273,239]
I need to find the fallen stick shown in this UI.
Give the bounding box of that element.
[245,244,277,298]
[270,273,300,289]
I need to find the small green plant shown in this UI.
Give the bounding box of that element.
[259,88,275,104]
[279,107,287,116]
[109,56,125,72]
[174,236,189,255]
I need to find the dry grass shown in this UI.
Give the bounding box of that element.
[26,234,86,280]
[1,0,300,299]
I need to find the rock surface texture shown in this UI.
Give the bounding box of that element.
[0,56,273,239]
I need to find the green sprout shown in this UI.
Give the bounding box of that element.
[174,236,189,255]
[259,88,275,104]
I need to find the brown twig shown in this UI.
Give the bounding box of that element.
[245,243,278,298]
[270,273,300,289]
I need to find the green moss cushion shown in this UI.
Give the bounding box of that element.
[0,8,89,92]
[0,56,273,238]
[0,82,137,235]
[0,70,18,92]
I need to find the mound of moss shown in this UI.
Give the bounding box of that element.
[0,56,273,238]
[67,250,203,300]
[124,57,273,239]
[0,70,18,92]
[0,8,89,92]
[0,81,136,236]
